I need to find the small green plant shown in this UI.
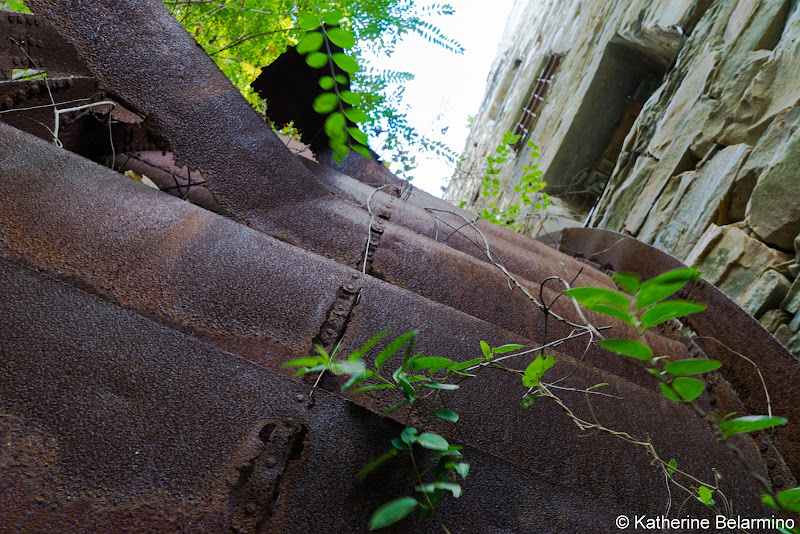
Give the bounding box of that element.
[286,328,497,531]
[294,8,371,162]
[562,267,795,520]
[460,130,550,230]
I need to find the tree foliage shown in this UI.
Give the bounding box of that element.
[162,0,462,175]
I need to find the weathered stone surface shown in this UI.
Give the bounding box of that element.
[685,223,784,304]
[759,308,791,333]
[742,269,792,318]
[746,126,800,250]
[783,277,800,315]
[651,144,750,260]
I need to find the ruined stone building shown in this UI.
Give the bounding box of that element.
[2,1,800,531]
[447,0,800,356]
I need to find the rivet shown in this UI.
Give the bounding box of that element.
[264,456,277,467]
[64,78,72,88]
[3,99,12,110]
[34,18,40,26]
[25,17,32,25]
[8,14,14,23]
[295,394,305,402]
[12,57,19,66]
[16,15,23,24]
[774,476,785,487]
[759,442,769,453]
[344,283,356,293]
[767,458,777,469]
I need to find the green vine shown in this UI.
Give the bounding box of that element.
[460,130,551,230]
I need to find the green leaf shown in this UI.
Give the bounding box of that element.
[312,92,339,114]
[598,339,653,361]
[637,268,701,309]
[455,462,470,479]
[318,76,335,90]
[305,51,327,68]
[321,10,343,25]
[296,31,323,54]
[492,343,525,354]
[297,12,320,31]
[480,341,491,359]
[351,144,371,158]
[659,377,705,402]
[397,376,415,400]
[664,358,722,378]
[521,393,536,411]
[339,90,361,106]
[776,487,800,513]
[564,287,630,309]
[416,432,449,451]
[353,383,396,393]
[332,52,359,73]
[422,382,459,390]
[326,27,355,49]
[344,107,369,123]
[584,303,636,325]
[667,459,677,477]
[433,482,462,498]
[358,449,398,479]
[382,399,410,415]
[369,496,418,530]
[335,74,348,84]
[283,356,324,368]
[400,427,418,444]
[431,408,458,422]
[448,358,484,372]
[612,271,640,294]
[350,327,390,362]
[697,486,714,505]
[390,438,407,450]
[375,330,417,371]
[587,382,609,391]
[522,354,556,387]
[348,126,368,145]
[640,300,707,330]
[719,415,788,438]
[411,356,453,372]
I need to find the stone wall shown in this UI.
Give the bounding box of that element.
[448,0,800,357]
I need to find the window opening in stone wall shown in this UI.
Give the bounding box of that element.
[511,54,562,150]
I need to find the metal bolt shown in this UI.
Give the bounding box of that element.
[759,441,769,453]
[295,394,305,402]
[264,456,277,468]
[774,476,785,487]
[767,458,777,469]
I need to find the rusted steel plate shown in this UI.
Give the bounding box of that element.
[0,257,699,533]
[0,123,688,394]
[0,257,310,532]
[548,227,800,479]
[0,10,91,80]
[27,0,328,217]
[0,124,774,520]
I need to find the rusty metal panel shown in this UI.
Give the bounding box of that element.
[26,0,328,217]
[548,227,800,480]
[0,10,91,80]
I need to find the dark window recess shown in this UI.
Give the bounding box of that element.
[511,54,562,149]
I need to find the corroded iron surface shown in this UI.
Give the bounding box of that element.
[549,227,800,481]
[0,1,796,531]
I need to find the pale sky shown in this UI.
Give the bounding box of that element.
[364,0,515,197]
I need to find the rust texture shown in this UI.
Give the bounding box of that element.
[1,1,798,531]
[549,227,800,479]
[0,10,91,80]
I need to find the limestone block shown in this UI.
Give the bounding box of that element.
[783,277,800,314]
[649,52,719,157]
[746,127,800,250]
[637,170,694,243]
[759,308,791,333]
[652,144,750,259]
[685,223,783,303]
[742,270,792,318]
[775,323,800,357]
